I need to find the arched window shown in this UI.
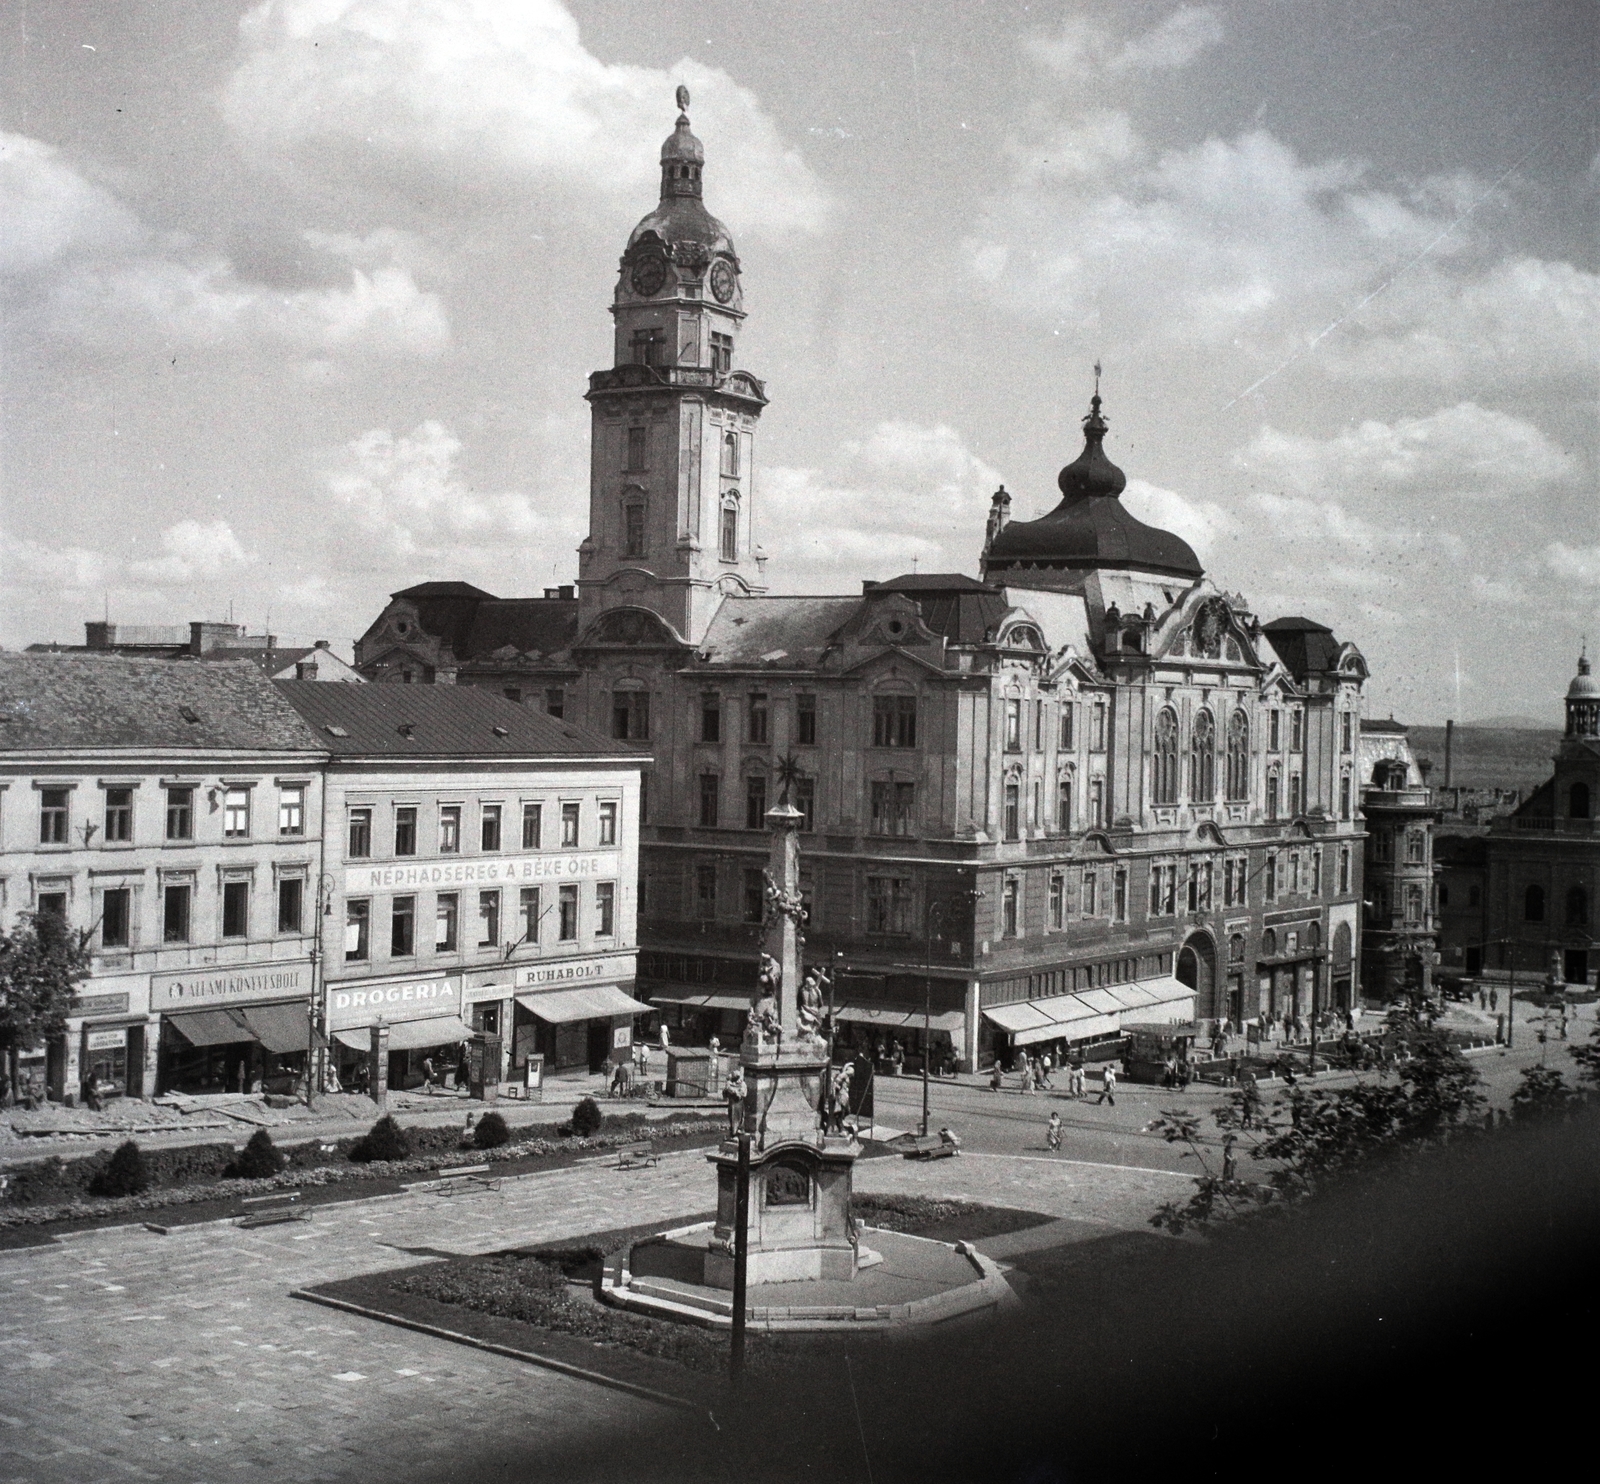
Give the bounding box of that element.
[1567,886,1588,926]
[721,432,740,478]
[1571,782,1591,819]
[1226,709,1249,802]
[1189,709,1216,800]
[1152,708,1180,805]
[1305,922,1321,949]
[719,495,739,562]
[1524,884,1545,922]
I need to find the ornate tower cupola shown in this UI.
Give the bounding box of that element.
[580,87,769,646]
[1566,648,1600,738]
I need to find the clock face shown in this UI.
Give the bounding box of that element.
[630,257,667,297]
[709,260,736,304]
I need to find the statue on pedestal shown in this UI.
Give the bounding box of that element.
[798,964,827,1038]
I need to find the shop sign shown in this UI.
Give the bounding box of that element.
[345,852,620,895]
[71,993,131,1018]
[515,953,635,990]
[612,1025,632,1050]
[327,976,461,1029]
[151,961,310,1010]
[86,1028,127,1051]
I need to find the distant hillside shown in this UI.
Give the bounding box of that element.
[1408,725,1560,792]
[1461,715,1557,731]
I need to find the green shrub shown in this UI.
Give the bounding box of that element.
[229,1129,285,1180]
[571,1096,603,1137]
[90,1141,149,1198]
[349,1113,412,1163]
[473,1111,510,1150]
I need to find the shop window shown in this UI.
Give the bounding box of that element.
[101,887,131,948]
[394,806,417,857]
[391,896,415,956]
[222,881,249,939]
[348,807,372,859]
[794,774,815,832]
[38,787,69,845]
[1049,874,1065,930]
[481,804,503,852]
[440,805,461,853]
[696,863,718,918]
[867,876,912,936]
[478,890,501,947]
[698,774,719,828]
[596,882,616,937]
[1002,878,1020,937]
[872,695,917,748]
[277,878,303,934]
[163,884,191,943]
[612,690,650,741]
[278,785,305,837]
[436,894,459,952]
[345,899,369,960]
[521,802,542,850]
[104,787,133,843]
[747,693,769,743]
[598,801,617,846]
[796,694,817,745]
[871,780,915,837]
[701,695,721,742]
[1003,782,1020,841]
[746,773,768,830]
[545,688,565,720]
[166,786,193,841]
[223,788,251,838]
[1059,702,1076,751]
[1004,699,1022,752]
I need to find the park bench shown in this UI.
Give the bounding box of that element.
[235,1191,307,1229]
[616,1140,659,1170]
[433,1163,502,1196]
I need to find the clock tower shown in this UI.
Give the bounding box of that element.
[579,89,769,645]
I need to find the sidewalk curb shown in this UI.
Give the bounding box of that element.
[289,1287,709,1417]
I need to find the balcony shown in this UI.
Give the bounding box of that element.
[1495,815,1599,835]
[587,364,768,406]
[1362,787,1433,810]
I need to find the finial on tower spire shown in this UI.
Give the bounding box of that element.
[676,84,691,114]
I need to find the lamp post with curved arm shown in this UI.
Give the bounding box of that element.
[306,872,338,1107]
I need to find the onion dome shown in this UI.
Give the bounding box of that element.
[626,88,736,257]
[982,388,1203,581]
[1567,649,1599,700]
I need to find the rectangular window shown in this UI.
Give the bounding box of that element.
[1291,709,1304,752]
[1266,774,1280,822]
[1004,782,1020,841]
[1002,878,1020,938]
[696,863,718,918]
[345,899,369,960]
[1114,868,1128,923]
[223,788,251,839]
[481,804,502,852]
[747,693,769,743]
[796,694,817,745]
[794,774,815,832]
[1090,778,1104,830]
[1311,849,1323,895]
[1339,847,1351,894]
[1083,871,1098,917]
[1056,778,1073,833]
[741,869,765,925]
[720,502,739,562]
[1049,874,1065,930]
[521,802,542,850]
[612,691,649,740]
[36,891,67,920]
[165,787,193,841]
[1030,781,1042,831]
[277,877,303,934]
[623,503,646,557]
[348,807,372,858]
[698,774,720,828]
[1090,701,1107,752]
[1289,774,1304,817]
[1289,851,1302,895]
[391,895,415,956]
[1339,773,1352,820]
[278,785,305,837]
[1004,699,1022,752]
[1341,711,1354,753]
[872,695,917,748]
[597,801,617,846]
[104,787,133,843]
[519,886,540,944]
[1405,884,1424,924]
[866,876,912,936]
[393,805,417,856]
[1187,862,1200,913]
[710,331,733,374]
[545,688,565,720]
[873,780,915,837]
[745,773,767,830]
[1268,710,1281,752]
[1059,703,1075,751]
[1033,700,1045,751]
[558,883,578,940]
[436,893,459,952]
[1406,831,1426,864]
[100,887,131,948]
[439,805,461,853]
[626,425,649,469]
[163,884,191,943]
[1265,854,1278,901]
[478,890,500,948]
[701,695,721,743]
[595,881,615,937]
[222,880,249,938]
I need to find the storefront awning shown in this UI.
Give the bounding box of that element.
[516,985,651,1024]
[237,1001,321,1055]
[981,1001,1057,1035]
[984,993,1134,1047]
[647,986,755,1012]
[332,1015,474,1053]
[834,1004,965,1034]
[165,1008,254,1047]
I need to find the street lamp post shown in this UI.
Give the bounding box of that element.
[306,872,337,1108]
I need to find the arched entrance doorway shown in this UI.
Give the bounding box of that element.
[1176,933,1219,1020]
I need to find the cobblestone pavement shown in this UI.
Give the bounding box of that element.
[0,1140,1181,1482]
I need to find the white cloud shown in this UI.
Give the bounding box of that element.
[129,520,256,582]
[1545,543,1600,588]
[1121,477,1239,563]
[0,132,142,277]
[223,0,828,240]
[1234,404,1575,500]
[1028,6,1224,79]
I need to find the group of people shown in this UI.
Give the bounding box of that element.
[990,1048,1096,1099]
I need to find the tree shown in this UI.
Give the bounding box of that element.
[1509,1065,1582,1125]
[0,911,93,1104]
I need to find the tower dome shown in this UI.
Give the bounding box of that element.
[1566,649,1600,738]
[626,88,737,259]
[982,386,1203,581]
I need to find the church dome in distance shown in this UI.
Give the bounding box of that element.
[983,387,1203,581]
[627,88,736,258]
[1568,651,1600,700]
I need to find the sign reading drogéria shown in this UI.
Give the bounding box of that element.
[345,852,621,895]
[327,976,461,1029]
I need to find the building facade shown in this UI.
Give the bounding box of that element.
[273,682,646,1092]
[0,655,326,1102]
[345,99,1374,1069]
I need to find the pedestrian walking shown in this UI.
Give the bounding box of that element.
[1489,988,1499,1012]
[1020,1060,1035,1095]
[989,1060,1005,1093]
[891,1041,905,1078]
[1096,1065,1117,1106]
[1221,1134,1238,1184]
[1046,1110,1063,1151]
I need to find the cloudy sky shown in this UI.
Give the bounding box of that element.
[2,0,1595,723]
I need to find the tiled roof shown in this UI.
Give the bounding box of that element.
[461,599,579,662]
[0,655,322,752]
[1361,718,1409,734]
[697,597,862,667]
[274,680,631,759]
[195,646,315,674]
[392,581,496,600]
[868,575,1010,645]
[1263,617,1342,677]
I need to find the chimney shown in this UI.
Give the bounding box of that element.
[189,621,241,656]
[558,585,574,601]
[1444,719,1454,789]
[544,588,560,599]
[85,621,114,650]
[314,639,330,650]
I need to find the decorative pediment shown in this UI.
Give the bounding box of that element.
[1161,589,1257,667]
[1334,642,1369,680]
[574,605,688,650]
